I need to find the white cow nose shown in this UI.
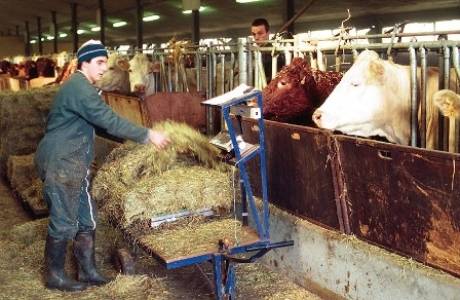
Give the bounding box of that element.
[312,110,322,126]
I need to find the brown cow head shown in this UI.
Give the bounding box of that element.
[263,57,342,125]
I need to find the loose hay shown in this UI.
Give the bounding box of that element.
[138,218,259,261]
[92,121,236,227]
[0,86,57,176]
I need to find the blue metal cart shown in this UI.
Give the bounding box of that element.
[119,88,293,299]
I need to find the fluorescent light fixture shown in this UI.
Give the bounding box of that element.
[183,6,206,14]
[59,33,67,38]
[113,21,127,28]
[143,14,160,22]
[77,29,86,35]
[236,0,262,3]
[91,26,101,32]
[46,36,54,40]
[30,40,36,44]
[40,37,45,41]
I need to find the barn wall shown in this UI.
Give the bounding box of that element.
[258,204,460,300]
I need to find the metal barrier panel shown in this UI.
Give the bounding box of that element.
[333,134,460,277]
[241,118,342,231]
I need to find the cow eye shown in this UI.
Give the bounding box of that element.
[351,81,360,87]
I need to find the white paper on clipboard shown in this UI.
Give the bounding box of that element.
[201,84,254,106]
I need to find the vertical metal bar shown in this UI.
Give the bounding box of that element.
[24,21,30,56]
[159,54,168,92]
[37,16,42,55]
[70,2,78,53]
[15,25,19,36]
[443,46,456,152]
[452,46,460,152]
[271,54,277,82]
[452,46,460,81]
[229,52,235,90]
[136,0,143,51]
[51,11,58,53]
[195,52,201,92]
[219,53,225,95]
[256,92,270,240]
[213,255,223,300]
[317,49,325,71]
[206,50,214,135]
[409,47,418,147]
[247,42,253,86]
[212,50,217,95]
[167,60,172,92]
[419,47,427,149]
[238,38,248,85]
[174,59,179,92]
[98,0,106,44]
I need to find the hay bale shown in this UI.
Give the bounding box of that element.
[0,87,57,176]
[92,121,235,227]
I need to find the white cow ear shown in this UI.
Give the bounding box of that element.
[434,89,460,118]
[366,59,385,84]
[117,59,130,71]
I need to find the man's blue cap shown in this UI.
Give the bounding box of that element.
[77,40,108,64]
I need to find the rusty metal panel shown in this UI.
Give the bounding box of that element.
[334,134,460,277]
[145,92,206,132]
[241,118,341,230]
[103,92,151,127]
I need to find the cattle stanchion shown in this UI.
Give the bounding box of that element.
[419,46,428,148]
[409,46,419,147]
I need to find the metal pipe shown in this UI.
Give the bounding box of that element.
[254,50,260,89]
[219,54,225,95]
[136,0,143,51]
[98,0,106,44]
[419,47,427,148]
[452,46,460,82]
[37,16,42,55]
[442,46,456,153]
[211,50,217,96]
[271,54,277,82]
[24,21,30,56]
[51,11,58,53]
[167,59,172,93]
[238,38,248,85]
[229,52,235,90]
[409,46,418,147]
[317,49,325,71]
[70,2,78,53]
[195,52,201,92]
[159,54,167,92]
[247,42,253,85]
[174,59,179,92]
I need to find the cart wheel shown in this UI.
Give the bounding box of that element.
[113,248,135,275]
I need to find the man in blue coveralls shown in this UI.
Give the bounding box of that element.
[35,40,169,292]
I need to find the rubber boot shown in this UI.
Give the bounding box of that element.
[44,235,87,292]
[74,230,109,286]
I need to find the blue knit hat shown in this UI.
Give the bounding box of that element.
[77,40,108,64]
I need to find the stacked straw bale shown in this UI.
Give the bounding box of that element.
[92,121,236,227]
[6,154,46,215]
[0,86,57,176]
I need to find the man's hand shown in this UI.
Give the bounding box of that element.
[147,129,170,149]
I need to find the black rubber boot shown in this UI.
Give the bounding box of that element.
[44,235,87,292]
[74,230,110,286]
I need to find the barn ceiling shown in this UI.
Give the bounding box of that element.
[0,0,459,47]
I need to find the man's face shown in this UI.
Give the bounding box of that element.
[251,25,269,45]
[82,56,108,83]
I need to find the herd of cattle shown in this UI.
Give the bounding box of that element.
[1,49,459,150]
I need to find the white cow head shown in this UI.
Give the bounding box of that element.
[128,53,155,96]
[96,52,131,93]
[312,50,411,145]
